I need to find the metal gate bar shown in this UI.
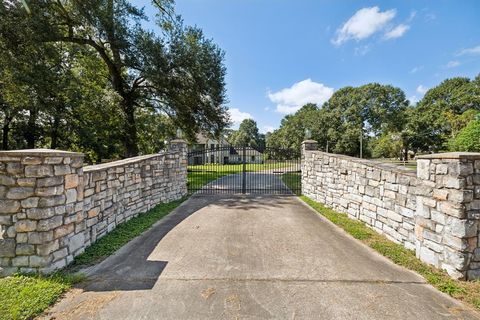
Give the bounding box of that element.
[187,145,301,195]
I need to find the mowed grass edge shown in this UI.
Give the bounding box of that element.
[0,197,186,320]
[300,195,480,311]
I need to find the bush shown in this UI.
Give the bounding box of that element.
[449,120,480,152]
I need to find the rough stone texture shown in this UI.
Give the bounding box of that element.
[0,141,187,276]
[82,140,187,247]
[302,141,480,280]
[415,155,480,280]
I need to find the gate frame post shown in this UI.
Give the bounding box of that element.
[242,145,246,194]
[301,140,318,197]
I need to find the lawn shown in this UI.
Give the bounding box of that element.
[188,162,297,192]
[0,198,185,320]
[300,196,480,311]
[374,158,417,170]
[281,172,301,195]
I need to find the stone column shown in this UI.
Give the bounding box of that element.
[301,140,318,198]
[415,152,480,279]
[301,140,318,154]
[0,149,84,275]
[169,139,188,196]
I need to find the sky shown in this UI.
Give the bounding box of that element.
[132,0,480,134]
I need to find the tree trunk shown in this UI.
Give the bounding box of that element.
[2,117,11,150]
[50,114,60,149]
[122,99,139,157]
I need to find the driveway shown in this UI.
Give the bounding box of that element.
[203,172,294,194]
[42,195,479,319]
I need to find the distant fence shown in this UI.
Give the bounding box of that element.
[0,140,187,276]
[302,140,480,280]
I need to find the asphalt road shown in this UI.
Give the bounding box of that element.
[41,195,479,319]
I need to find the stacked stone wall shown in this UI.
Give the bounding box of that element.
[0,140,187,275]
[302,140,480,280]
[302,150,418,249]
[82,151,187,246]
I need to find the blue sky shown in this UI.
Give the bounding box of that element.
[133,0,480,133]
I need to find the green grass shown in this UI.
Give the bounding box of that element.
[0,198,185,320]
[188,171,231,191]
[0,273,83,320]
[375,158,417,170]
[69,197,186,269]
[300,195,480,311]
[188,162,296,191]
[281,172,301,195]
[188,162,293,173]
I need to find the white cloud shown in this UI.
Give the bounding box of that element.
[267,79,334,114]
[332,6,396,45]
[384,24,410,39]
[228,108,252,125]
[409,95,419,104]
[409,66,423,74]
[354,45,371,56]
[425,13,436,22]
[457,45,480,56]
[416,85,428,95]
[261,126,276,134]
[407,10,417,22]
[445,60,461,68]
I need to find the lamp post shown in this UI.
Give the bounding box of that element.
[305,128,312,140]
[176,128,183,139]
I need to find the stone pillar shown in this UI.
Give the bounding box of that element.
[169,139,188,196]
[302,140,318,153]
[415,152,480,279]
[301,140,318,197]
[0,149,84,275]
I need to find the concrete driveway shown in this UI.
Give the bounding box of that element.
[42,195,479,319]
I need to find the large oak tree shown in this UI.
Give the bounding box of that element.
[2,0,229,157]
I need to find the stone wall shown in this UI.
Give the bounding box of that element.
[302,140,480,280]
[0,140,187,276]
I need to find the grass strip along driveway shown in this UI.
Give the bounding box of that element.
[300,196,480,312]
[0,198,185,320]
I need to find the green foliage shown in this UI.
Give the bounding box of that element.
[408,76,480,152]
[268,85,408,158]
[269,76,480,158]
[449,119,480,152]
[371,133,404,158]
[228,119,263,148]
[300,196,480,311]
[0,1,228,158]
[323,83,408,156]
[0,273,82,320]
[267,103,324,153]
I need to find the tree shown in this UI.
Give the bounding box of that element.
[448,116,480,152]
[409,76,480,152]
[371,133,404,159]
[228,119,261,147]
[4,0,229,157]
[266,104,325,153]
[323,84,408,157]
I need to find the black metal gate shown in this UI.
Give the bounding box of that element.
[187,145,301,195]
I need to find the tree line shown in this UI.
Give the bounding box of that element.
[266,76,480,158]
[0,0,229,163]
